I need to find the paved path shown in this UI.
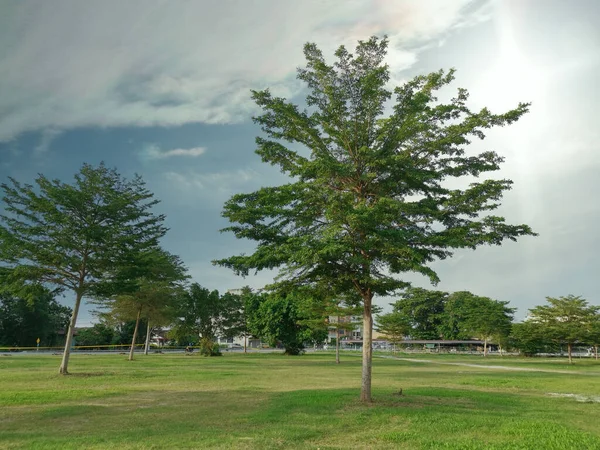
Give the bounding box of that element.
[378,355,598,375]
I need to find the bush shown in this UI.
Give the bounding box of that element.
[199,337,221,357]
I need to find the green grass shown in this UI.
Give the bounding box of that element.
[1,352,600,449]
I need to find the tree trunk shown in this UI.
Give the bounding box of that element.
[59,291,84,375]
[144,323,151,355]
[483,338,488,357]
[567,342,572,364]
[335,327,340,364]
[499,343,503,357]
[244,335,247,354]
[360,293,373,403]
[128,307,142,361]
[595,345,598,361]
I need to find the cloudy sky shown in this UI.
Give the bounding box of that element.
[1,0,599,325]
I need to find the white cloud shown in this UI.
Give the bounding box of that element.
[0,0,485,142]
[142,144,206,160]
[164,169,259,193]
[34,128,62,154]
[160,166,277,211]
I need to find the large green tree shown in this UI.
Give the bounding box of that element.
[392,288,449,339]
[469,298,514,357]
[215,37,535,402]
[444,292,514,356]
[0,163,167,373]
[172,284,242,356]
[509,321,548,356]
[527,295,596,363]
[246,292,314,355]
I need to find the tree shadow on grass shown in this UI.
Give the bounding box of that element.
[64,371,115,377]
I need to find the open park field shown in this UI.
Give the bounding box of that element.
[2,352,600,449]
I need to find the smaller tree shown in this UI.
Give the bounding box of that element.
[375,311,411,353]
[46,299,73,347]
[142,296,181,355]
[174,284,218,347]
[221,287,256,353]
[326,301,363,364]
[247,292,312,355]
[527,295,596,363]
[288,285,361,363]
[392,288,448,340]
[218,291,246,341]
[461,296,514,357]
[173,284,240,356]
[438,292,515,355]
[587,313,600,361]
[492,329,511,357]
[106,319,143,346]
[99,248,187,361]
[438,291,478,340]
[75,323,115,347]
[99,310,148,351]
[509,321,547,356]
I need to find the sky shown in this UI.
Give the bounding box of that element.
[1,0,599,325]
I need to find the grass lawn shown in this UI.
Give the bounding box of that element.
[2,352,600,449]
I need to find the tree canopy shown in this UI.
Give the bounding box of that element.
[439,291,514,356]
[172,284,244,356]
[509,321,549,357]
[246,292,317,355]
[75,323,115,347]
[215,36,535,401]
[392,288,448,339]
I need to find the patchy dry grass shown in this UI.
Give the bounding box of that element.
[1,352,600,449]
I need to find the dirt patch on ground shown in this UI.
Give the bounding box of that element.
[380,355,596,375]
[547,393,600,403]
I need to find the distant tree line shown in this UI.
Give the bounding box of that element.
[0,279,329,358]
[376,288,514,356]
[0,288,160,350]
[5,279,599,368]
[0,290,71,347]
[376,289,600,363]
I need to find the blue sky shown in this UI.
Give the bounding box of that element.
[1,0,599,325]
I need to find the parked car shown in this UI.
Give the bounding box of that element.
[224,344,244,351]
